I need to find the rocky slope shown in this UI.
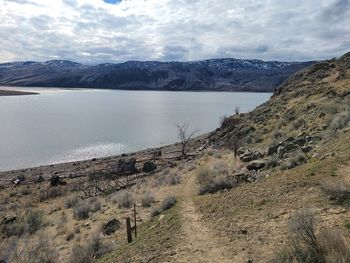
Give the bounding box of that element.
[210,51,350,171]
[0,59,313,92]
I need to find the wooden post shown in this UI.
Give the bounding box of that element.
[133,203,137,238]
[126,217,132,243]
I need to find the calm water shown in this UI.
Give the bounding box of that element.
[0,88,271,171]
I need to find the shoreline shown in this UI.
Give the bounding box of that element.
[0,133,210,186]
[0,85,273,94]
[0,89,39,96]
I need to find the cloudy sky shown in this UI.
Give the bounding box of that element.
[0,0,349,63]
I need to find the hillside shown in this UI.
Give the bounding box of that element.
[0,59,313,92]
[1,52,350,263]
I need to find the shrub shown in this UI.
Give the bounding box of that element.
[160,196,177,211]
[271,129,284,140]
[0,218,26,237]
[39,186,65,201]
[73,200,91,220]
[86,234,114,258]
[330,110,350,130]
[26,210,44,234]
[69,244,94,263]
[196,166,234,195]
[21,187,32,196]
[69,235,114,263]
[151,196,177,217]
[141,192,155,208]
[271,209,350,263]
[3,235,59,263]
[321,181,350,205]
[295,152,307,163]
[293,118,306,130]
[112,191,134,209]
[155,173,181,187]
[284,153,307,170]
[65,195,79,208]
[90,198,101,212]
[73,198,101,220]
[266,156,279,168]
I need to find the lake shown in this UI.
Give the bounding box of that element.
[0,88,271,171]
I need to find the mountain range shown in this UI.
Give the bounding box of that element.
[0,59,314,92]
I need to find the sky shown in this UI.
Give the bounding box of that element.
[0,0,349,64]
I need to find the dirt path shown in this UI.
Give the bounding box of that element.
[171,173,233,263]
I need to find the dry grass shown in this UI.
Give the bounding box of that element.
[151,196,177,217]
[271,209,350,263]
[196,164,235,195]
[321,181,350,205]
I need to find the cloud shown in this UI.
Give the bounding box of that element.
[0,0,349,63]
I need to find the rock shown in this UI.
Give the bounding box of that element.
[277,146,285,156]
[153,150,162,157]
[284,142,298,152]
[247,160,266,171]
[240,151,263,162]
[117,158,137,175]
[143,161,157,173]
[50,175,66,187]
[302,146,312,153]
[35,175,44,183]
[267,144,279,156]
[285,137,295,143]
[234,171,252,183]
[1,213,17,225]
[295,137,308,146]
[240,229,248,235]
[103,218,121,235]
[238,147,249,155]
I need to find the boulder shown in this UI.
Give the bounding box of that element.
[284,142,298,152]
[1,213,16,225]
[103,219,121,235]
[143,161,157,173]
[240,151,263,162]
[50,175,66,187]
[267,144,279,156]
[302,146,313,153]
[234,171,252,183]
[117,158,137,175]
[247,160,266,171]
[277,146,285,156]
[238,147,250,155]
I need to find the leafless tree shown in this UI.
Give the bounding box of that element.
[78,172,135,199]
[176,123,198,159]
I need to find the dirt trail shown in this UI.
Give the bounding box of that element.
[171,173,233,263]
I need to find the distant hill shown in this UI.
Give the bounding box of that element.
[0,59,314,92]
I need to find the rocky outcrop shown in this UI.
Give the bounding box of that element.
[117,158,137,175]
[239,149,263,162]
[247,160,266,171]
[50,175,67,187]
[103,218,121,235]
[143,161,157,173]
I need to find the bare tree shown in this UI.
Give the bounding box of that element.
[78,172,135,199]
[176,123,198,159]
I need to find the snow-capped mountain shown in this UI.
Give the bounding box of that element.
[0,58,314,92]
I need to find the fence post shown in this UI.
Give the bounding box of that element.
[126,217,132,243]
[133,203,137,238]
